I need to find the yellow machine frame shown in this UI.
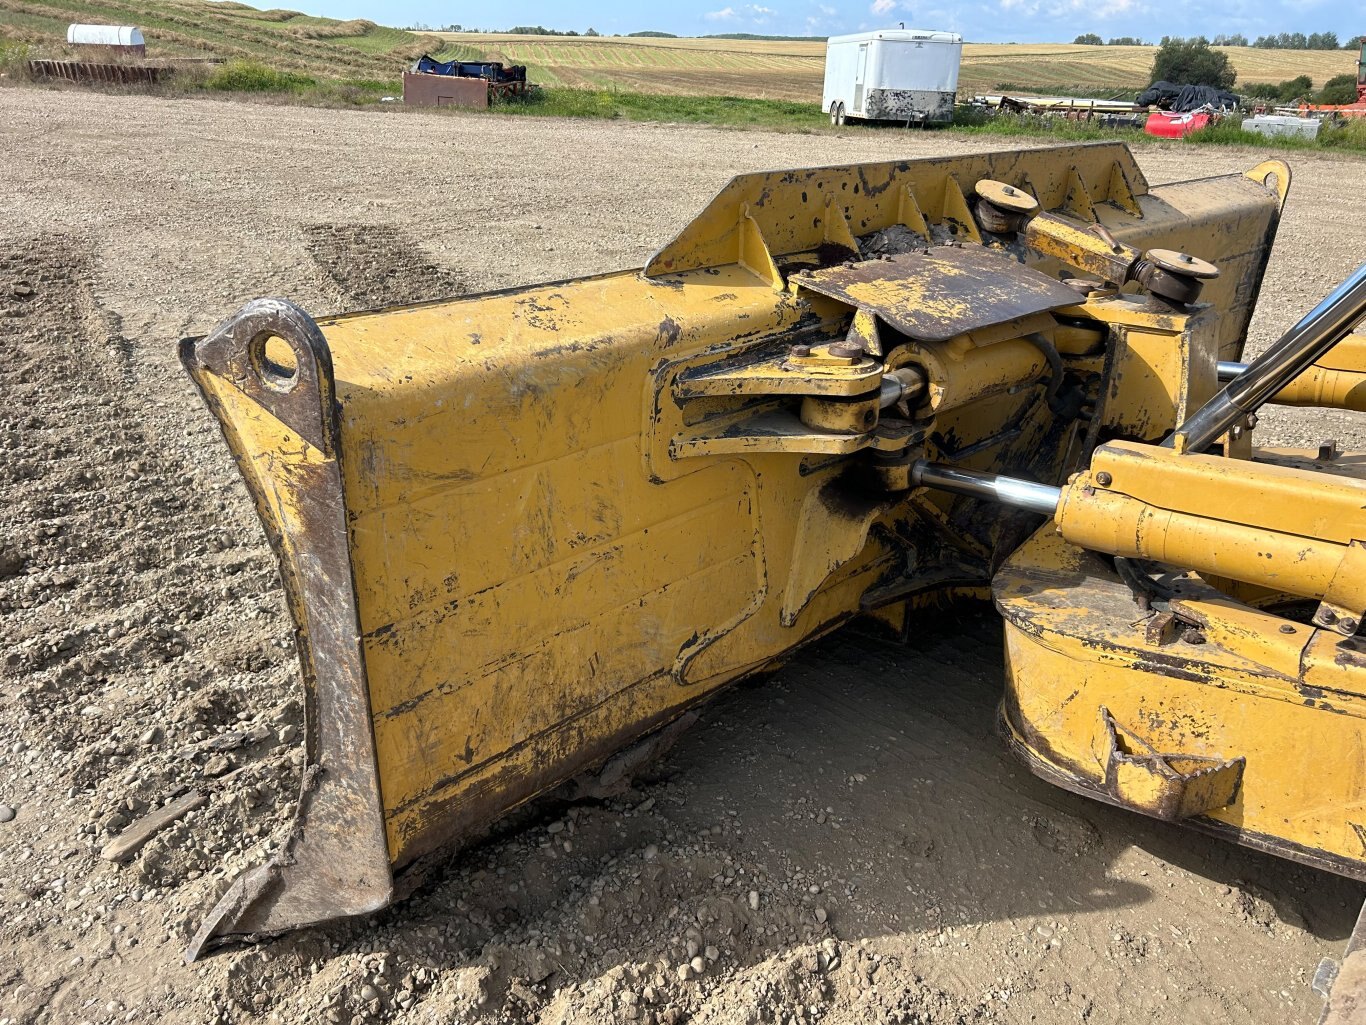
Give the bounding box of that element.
[182,143,1309,959]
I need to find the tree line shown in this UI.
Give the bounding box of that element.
[1072,35,1146,45]
[1077,32,1362,50]
[1148,37,1361,105]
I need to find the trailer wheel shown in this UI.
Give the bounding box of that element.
[831,102,846,126]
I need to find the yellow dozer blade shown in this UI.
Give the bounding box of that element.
[181,142,1293,957]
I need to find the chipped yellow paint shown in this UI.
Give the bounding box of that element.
[997,527,1366,875]
[186,144,1296,921]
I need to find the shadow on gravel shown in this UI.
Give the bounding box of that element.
[221,603,1365,1023]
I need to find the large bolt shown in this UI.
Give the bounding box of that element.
[829,341,864,359]
[1095,471,1113,487]
[790,343,812,358]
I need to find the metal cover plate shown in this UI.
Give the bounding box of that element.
[795,245,1082,343]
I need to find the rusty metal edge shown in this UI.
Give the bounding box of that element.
[178,299,393,960]
[998,701,1366,882]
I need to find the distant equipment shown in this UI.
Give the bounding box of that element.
[1143,109,1213,138]
[403,54,528,109]
[66,24,145,57]
[822,29,962,127]
[1243,114,1321,140]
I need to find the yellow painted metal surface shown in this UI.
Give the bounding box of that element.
[182,142,1300,950]
[1056,441,1366,612]
[1270,332,1366,411]
[996,528,1366,876]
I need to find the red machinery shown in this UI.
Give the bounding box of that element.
[1143,109,1212,138]
[1298,39,1366,118]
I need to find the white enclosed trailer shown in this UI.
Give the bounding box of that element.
[823,29,962,126]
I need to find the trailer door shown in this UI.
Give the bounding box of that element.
[854,43,868,112]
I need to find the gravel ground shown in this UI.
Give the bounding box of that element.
[2,84,1366,1025]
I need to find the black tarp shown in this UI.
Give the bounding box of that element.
[412,54,526,84]
[1136,80,1240,112]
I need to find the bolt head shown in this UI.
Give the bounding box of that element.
[790,344,812,358]
[1095,471,1113,487]
[1279,624,1297,634]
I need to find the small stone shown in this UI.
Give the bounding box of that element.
[676,963,693,982]
[547,820,565,834]
[815,907,828,924]
[704,945,719,962]
[748,890,760,910]
[686,939,700,959]
[202,754,232,777]
[643,843,659,861]
[140,726,163,746]
[359,984,379,1002]
[808,884,821,895]
[0,805,15,823]
[277,724,298,745]
[689,956,706,976]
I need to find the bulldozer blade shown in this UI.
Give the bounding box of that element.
[180,143,1290,956]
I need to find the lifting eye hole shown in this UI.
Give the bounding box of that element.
[250,332,301,393]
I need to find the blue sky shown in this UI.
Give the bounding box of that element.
[300,0,1358,44]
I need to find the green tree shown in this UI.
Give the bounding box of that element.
[1318,74,1359,104]
[1150,37,1237,89]
[1278,74,1313,100]
[1073,33,1103,45]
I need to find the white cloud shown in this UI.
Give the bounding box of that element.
[871,0,897,13]
[706,3,776,20]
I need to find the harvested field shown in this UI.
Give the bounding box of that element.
[1,86,1365,1025]
[0,0,477,77]
[443,33,1359,100]
[4,2,1353,103]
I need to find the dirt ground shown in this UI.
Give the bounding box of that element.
[2,85,1366,1025]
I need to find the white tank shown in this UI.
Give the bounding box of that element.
[67,24,145,48]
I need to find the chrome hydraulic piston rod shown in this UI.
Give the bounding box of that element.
[910,461,1061,516]
[1170,262,1366,452]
